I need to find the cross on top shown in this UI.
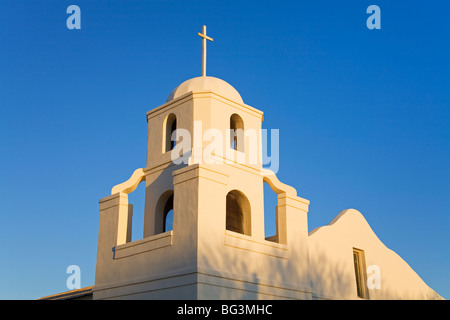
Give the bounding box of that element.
[198,25,213,77]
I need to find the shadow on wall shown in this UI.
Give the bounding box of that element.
[195,233,356,300]
[308,250,355,300]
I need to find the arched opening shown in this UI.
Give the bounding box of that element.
[164,113,177,153]
[128,180,145,242]
[226,190,251,236]
[163,194,174,232]
[153,190,174,235]
[230,113,244,152]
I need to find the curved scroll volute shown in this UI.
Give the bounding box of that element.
[111,168,145,195]
[261,168,297,197]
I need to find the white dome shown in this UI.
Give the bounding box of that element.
[167,76,243,104]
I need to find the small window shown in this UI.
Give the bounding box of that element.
[230,114,244,152]
[164,113,177,152]
[153,190,174,236]
[353,248,369,299]
[163,194,174,232]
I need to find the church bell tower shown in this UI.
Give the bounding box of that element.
[93,26,311,300]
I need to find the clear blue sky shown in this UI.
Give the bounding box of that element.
[0,0,448,300]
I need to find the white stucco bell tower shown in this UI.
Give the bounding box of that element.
[92,72,312,299]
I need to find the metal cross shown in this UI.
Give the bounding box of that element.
[198,25,213,77]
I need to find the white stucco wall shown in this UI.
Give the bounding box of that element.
[308,209,443,300]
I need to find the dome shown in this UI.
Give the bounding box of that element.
[166,76,243,104]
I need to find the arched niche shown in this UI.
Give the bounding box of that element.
[226,190,251,236]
